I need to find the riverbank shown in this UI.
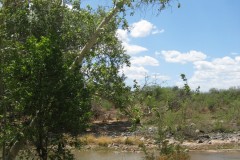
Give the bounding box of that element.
[77,120,240,153]
[78,135,240,152]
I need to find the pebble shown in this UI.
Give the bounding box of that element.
[140,137,145,141]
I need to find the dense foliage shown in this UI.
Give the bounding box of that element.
[0,0,179,159]
[0,0,129,159]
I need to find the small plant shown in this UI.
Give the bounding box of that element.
[124,137,134,145]
[142,142,189,160]
[213,120,232,133]
[141,144,156,160]
[157,143,189,160]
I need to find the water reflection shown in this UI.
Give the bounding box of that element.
[190,151,240,160]
[73,150,240,160]
[73,150,143,160]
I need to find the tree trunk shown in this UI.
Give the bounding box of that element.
[6,139,26,160]
[6,113,38,160]
[0,55,6,160]
[69,0,125,70]
[36,117,48,160]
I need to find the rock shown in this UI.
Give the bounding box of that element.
[190,123,196,127]
[140,137,145,141]
[198,134,210,139]
[113,143,119,147]
[148,127,157,133]
[195,129,200,133]
[197,139,204,143]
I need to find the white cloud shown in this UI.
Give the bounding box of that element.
[130,19,164,38]
[131,56,159,66]
[152,74,171,81]
[231,52,239,56]
[161,50,207,64]
[66,3,73,9]
[116,20,165,84]
[212,56,236,65]
[116,20,163,55]
[122,66,148,80]
[122,56,159,81]
[122,65,171,85]
[122,56,168,84]
[130,20,154,37]
[152,29,165,35]
[236,56,240,62]
[122,42,148,55]
[187,56,240,91]
[116,29,129,42]
[116,29,148,55]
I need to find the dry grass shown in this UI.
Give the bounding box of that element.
[124,137,134,145]
[97,136,112,147]
[112,137,123,144]
[124,137,143,146]
[80,134,96,144]
[79,134,143,147]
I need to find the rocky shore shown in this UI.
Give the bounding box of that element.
[79,120,240,152]
[182,131,240,150]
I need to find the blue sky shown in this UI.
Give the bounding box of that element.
[81,0,240,91]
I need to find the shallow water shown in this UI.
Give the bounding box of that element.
[73,150,240,160]
[1,149,240,160]
[190,151,240,160]
[73,150,143,160]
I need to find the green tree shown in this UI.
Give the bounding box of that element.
[0,0,177,159]
[0,1,127,159]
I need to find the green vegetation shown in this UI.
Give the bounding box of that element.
[131,78,240,135]
[1,0,239,160]
[0,0,178,159]
[0,0,128,159]
[126,74,240,159]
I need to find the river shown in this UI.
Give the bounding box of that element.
[73,150,240,160]
[1,149,240,159]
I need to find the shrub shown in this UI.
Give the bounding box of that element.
[124,137,134,145]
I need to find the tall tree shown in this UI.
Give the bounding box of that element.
[0,0,128,159]
[0,0,177,159]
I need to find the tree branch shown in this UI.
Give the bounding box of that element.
[69,0,126,70]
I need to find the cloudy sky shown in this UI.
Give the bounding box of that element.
[82,0,240,91]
